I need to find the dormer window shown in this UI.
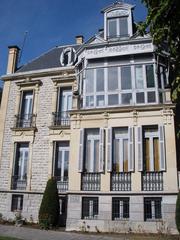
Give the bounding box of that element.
[102,3,134,41]
[107,16,128,39]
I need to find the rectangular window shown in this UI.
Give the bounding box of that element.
[107,17,128,39]
[143,127,159,172]
[19,91,33,127]
[85,69,94,93]
[12,143,29,190]
[108,94,119,106]
[13,143,29,181]
[55,88,72,126]
[53,142,69,182]
[108,19,117,38]
[108,67,118,91]
[146,65,155,88]
[121,66,131,90]
[119,17,128,37]
[85,129,100,172]
[135,65,144,89]
[136,92,145,104]
[96,68,104,92]
[144,198,162,221]
[112,198,129,220]
[11,195,23,212]
[113,128,129,172]
[82,197,98,219]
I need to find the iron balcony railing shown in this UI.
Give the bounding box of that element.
[81,173,101,191]
[111,172,131,191]
[52,111,70,127]
[53,176,68,192]
[142,172,163,191]
[14,114,36,128]
[11,176,27,190]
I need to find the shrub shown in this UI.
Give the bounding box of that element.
[176,191,180,233]
[38,178,59,229]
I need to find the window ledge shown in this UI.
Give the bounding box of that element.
[49,125,70,130]
[11,127,36,132]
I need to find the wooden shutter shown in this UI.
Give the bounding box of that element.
[78,129,84,172]
[107,127,112,172]
[128,127,134,172]
[137,126,143,171]
[99,128,104,172]
[159,125,166,171]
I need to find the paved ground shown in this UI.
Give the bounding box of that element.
[0,224,179,240]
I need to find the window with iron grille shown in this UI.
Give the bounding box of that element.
[11,195,23,211]
[144,198,162,221]
[112,197,129,220]
[82,197,98,220]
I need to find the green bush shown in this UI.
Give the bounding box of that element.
[176,191,180,233]
[38,178,59,229]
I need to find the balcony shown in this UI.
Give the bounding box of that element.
[142,172,163,191]
[54,176,68,193]
[81,173,101,191]
[111,172,131,191]
[14,114,36,129]
[11,176,27,190]
[52,111,70,128]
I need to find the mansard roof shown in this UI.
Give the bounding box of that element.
[16,44,80,73]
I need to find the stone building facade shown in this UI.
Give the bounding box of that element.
[0,2,178,234]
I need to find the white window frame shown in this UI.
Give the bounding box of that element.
[113,129,129,172]
[53,143,69,181]
[144,128,159,172]
[86,130,100,173]
[107,16,129,39]
[14,144,29,181]
[83,61,158,109]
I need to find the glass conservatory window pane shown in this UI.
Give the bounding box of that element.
[119,17,128,37]
[96,95,105,107]
[96,68,104,92]
[121,66,131,90]
[146,65,155,88]
[108,94,119,105]
[108,67,118,91]
[135,66,144,89]
[147,92,156,103]
[86,96,94,107]
[121,93,132,104]
[108,19,117,38]
[136,92,145,103]
[86,69,94,93]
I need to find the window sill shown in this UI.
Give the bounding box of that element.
[11,127,36,132]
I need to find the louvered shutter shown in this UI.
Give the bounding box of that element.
[99,128,104,172]
[159,125,166,171]
[137,126,143,171]
[128,127,134,172]
[78,129,84,172]
[107,127,112,172]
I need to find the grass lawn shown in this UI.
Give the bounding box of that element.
[0,237,22,240]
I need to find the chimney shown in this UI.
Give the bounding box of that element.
[75,35,84,44]
[7,45,20,74]
[99,28,104,34]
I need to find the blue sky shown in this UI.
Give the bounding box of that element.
[0,0,147,82]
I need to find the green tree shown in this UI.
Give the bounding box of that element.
[38,178,59,229]
[138,0,180,102]
[176,191,180,233]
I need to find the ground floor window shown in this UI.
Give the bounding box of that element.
[112,197,129,220]
[11,195,23,212]
[82,197,98,220]
[144,197,162,221]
